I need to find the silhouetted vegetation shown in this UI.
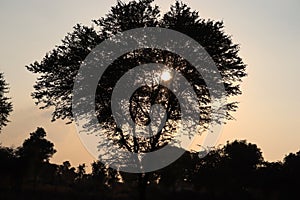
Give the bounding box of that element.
[26,1,246,198]
[1,1,295,200]
[0,72,12,132]
[27,0,246,125]
[0,128,300,200]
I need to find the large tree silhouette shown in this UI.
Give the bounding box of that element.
[26,0,246,152]
[26,1,246,199]
[0,72,13,132]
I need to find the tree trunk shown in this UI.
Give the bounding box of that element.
[138,173,149,200]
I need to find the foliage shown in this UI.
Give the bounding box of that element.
[1,137,300,200]
[17,127,56,163]
[26,0,246,155]
[25,2,247,199]
[0,72,13,132]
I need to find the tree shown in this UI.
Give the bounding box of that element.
[192,147,224,190]
[76,163,86,180]
[26,0,246,199]
[17,127,56,163]
[57,161,76,186]
[15,127,56,186]
[0,145,17,186]
[283,151,300,187]
[155,149,199,191]
[27,0,246,154]
[219,140,263,196]
[222,140,263,171]
[91,161,120,188]
[0,72,13,132]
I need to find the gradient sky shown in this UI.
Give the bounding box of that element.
[0,0,299,169]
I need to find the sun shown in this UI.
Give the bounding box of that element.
[161,70,172,81]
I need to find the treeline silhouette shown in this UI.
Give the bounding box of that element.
[0,127,299,200]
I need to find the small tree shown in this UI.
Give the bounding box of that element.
[222,140,263,172]
[17,127,56,163]
[91,161,120,188]
[220,140,263,192]
[0,72,13,132]
[16,127,56,185]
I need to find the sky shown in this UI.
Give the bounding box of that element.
[0,0,299,169]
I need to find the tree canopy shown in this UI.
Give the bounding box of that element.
[17,127,56,163]
[26,0,246,156]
